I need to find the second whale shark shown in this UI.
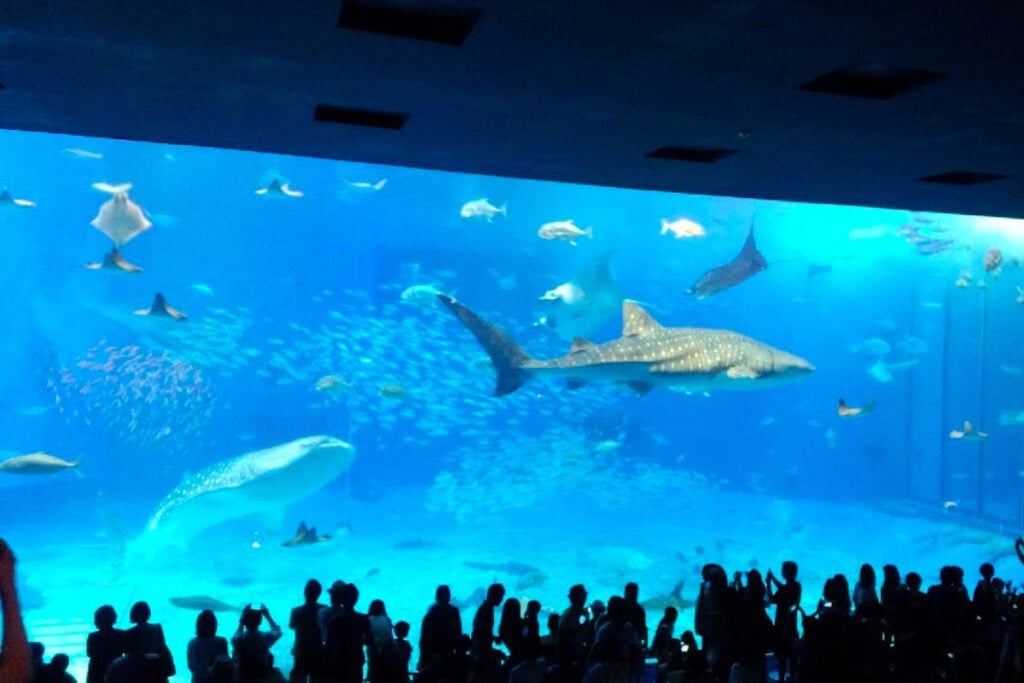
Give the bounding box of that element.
[440,295,813,396]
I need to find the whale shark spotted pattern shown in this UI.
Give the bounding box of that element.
[440,295,813,396]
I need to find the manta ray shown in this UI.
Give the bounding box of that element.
[90,183,153,246]
[536,253,623,341]
[130,436,355,557]
[84,249,143,273]
[688,222,767,298]
[440,295,813,396]
[282,521,332,547]
[0,187,36,208]
[255,179,303,198]
[134,293,187,321]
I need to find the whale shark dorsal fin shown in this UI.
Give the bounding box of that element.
[622,301,662,337]
[570,338,595,354]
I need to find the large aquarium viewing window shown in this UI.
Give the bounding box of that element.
[1,128,1022,681]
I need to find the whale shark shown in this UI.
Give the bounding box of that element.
[440,295,813,396]
[131,436,355,555]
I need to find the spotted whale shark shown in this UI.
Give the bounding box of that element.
[131,436,355,556]
[440,295,813,396]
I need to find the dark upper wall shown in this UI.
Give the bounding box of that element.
[2,0,1023,217]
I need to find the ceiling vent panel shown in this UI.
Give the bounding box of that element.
[799,63,946,100]
[917,171,1009,186]
[314,104,409,130]
[646,146,736,164]
[338,1,482,46]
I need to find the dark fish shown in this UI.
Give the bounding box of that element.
[640,580,696,612]
[452,587,486,610]
[806,263,832,279]
[364,568,380,579]
[688,223,767,298]
[915,239,955,255]
[463,560,540,576]
[170,595,240,612]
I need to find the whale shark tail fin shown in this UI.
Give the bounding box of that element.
[437,295,534,397]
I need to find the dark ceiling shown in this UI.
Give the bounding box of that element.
[2,1,1024,217]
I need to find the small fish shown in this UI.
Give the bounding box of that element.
[0,453,79,475]
[363,568,380,579]
[255,179,303,198]
[850,338,891,357]
[344,179,387,191]
[999,410,1024,427]
[62,147,104,160]
[134,293,187,321]
[460,198,507,221]
[955,272,972,288]
[943,500,959,512]
[84,249,143,274]
[984,247,1003,274]
[0,187,36,208]
[949,421,988,441]
[315,375,352,393]
[837,397,874,418]
[378,383,406,399]
[538,220,592,246]
[191,284,215,296]
[660,217,706,239]
[593,439,623,453]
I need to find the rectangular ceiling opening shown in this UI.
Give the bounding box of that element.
[338,1,483,46]
[799,64,946,100]
[646,146,736,164]
[917,171,1010,186]
[314,104,409,130]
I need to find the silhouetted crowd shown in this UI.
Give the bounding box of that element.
[6,536,1024,683]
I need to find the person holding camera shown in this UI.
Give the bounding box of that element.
[233,604,283,682]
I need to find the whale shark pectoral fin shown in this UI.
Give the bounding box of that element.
[566,379,588,390]
[626,381,654,396]
[726,366,760,379]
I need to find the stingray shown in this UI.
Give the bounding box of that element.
[134,293,187,321]
[0,187,36,208]
[84,248,143,273]
[90,182,153,246]
[282,521,332,547]
[255,178,303,198]
[170,595,241,612]
[536,252,622,341]
[688,222,767,298]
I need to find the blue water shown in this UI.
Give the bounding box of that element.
[1,128,1023,680]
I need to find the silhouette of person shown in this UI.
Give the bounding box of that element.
[586,595,642,683]
[367,599,394,683]
[232,604,283,682]
[766,560,801,682]
[648,607,677,663]
[126,601,175,682]
[557,584,591,683]
[325,583,372,683]
[290,579,326,683]
[86,605,123,683]
[623,583,648,648]
[39,653,76,683]
[187,609,228,683]
[418,585,462,681]
[499,598,524,668]
[319,582,347,648]
[470,584,506,683]
[523,601,542,642]
[104,627,162,683]
[0,539,31,683]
